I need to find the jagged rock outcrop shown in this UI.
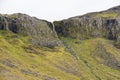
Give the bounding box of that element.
[54,6,120,43]
[0,13,62,47]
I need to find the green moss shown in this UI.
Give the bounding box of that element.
[96,13,117,18]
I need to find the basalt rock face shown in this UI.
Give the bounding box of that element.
[0,13,62,47]
[54,6,120,43]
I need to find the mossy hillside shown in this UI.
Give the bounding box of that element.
[61,37,120,80]
[0,5,120,80]
[0,30,120,80]
[0,31,81,80]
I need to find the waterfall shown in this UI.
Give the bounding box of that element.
[52,22,58,38]
[4,17,9,30]
[52,22,55,32]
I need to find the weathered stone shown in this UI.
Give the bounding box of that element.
[0,13,62,47]
[54,6,120,42]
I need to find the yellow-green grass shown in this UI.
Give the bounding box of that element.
[61,37,120,80]
[96,13,117,18]
[0,31,81,80]
[0,30,120,80]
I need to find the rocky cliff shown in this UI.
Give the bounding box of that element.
[54,6,120,44]
[0,13,62,47]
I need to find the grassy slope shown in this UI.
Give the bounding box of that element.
[0,30,120,80]
[61,37,120,80]
[0,31,81,80]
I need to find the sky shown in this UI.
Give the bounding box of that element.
[0,0,120,21]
